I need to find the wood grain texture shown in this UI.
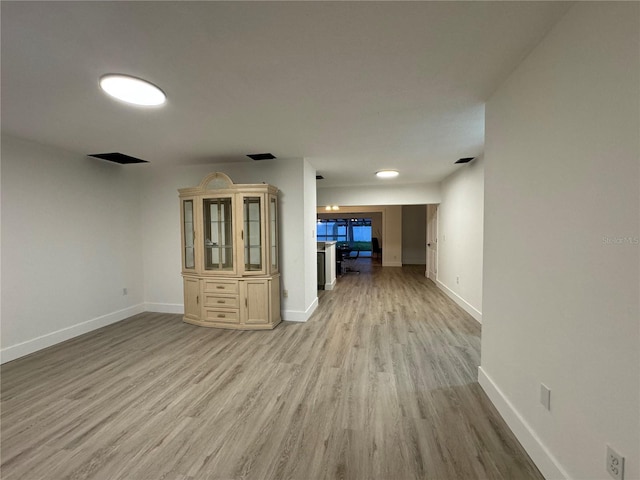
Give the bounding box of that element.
[1,263,543,480]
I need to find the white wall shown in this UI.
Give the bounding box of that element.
[1,134,144,362]
[481,4,639,480]
[436,156,484,322]
[383,206,402,267]
[303,160,319,314]
[401,205,426,265]
[140,158,316,321]
[318,182,440,207]
[1,147,318,363]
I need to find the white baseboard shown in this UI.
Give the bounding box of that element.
[435,279,482,324]
[478,367,570,480]
[147,299,322,323]
[383,261,403,267]
[1,296,320,363]
[282,297,318,322]
[0,304,145,364]
[144,302,184,314]
[148,300,318,323]
[324,278,336,291]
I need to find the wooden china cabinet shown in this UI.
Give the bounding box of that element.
[179,172,281,329]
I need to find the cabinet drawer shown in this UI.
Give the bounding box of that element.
[203,309,239,324]
[203,294,239,308]
[203,280,238,294]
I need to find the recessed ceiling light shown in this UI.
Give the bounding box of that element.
[99,74,166,106]
[376,170,399,178]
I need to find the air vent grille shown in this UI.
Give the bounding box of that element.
[455,157,475,164]
[89,152,148,164]
[247,153,276,161]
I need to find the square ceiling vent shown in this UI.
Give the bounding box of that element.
[247,153,276,161]
[455,157,475,164]
[89,152,148,164]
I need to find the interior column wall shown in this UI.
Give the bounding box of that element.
[302,159,319,317]
[481,3,639,478]
[436,156,484,322]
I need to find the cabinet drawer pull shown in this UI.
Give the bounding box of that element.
[217,300,225,304]
[216,286,225,289]
[217,314,226,318]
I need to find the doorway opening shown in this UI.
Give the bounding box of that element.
[316,217,373,257]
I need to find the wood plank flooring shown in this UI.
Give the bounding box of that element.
[1,264,543,480]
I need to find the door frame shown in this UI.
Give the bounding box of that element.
[426,204,438,280]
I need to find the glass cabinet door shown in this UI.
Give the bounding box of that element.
[243,196,263,272]
[182,200,195,269]
[269,196,278,272]
[203,197,234,271]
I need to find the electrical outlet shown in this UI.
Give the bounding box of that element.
[123,287,128,296]
[540,383,551,410]
[283,290,288,298]
[456,276,460,284]
[606,445,624,480]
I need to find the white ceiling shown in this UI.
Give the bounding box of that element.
[1,1,570,187]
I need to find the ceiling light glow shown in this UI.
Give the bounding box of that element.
[376,170,399,178]
[100,74,166,106]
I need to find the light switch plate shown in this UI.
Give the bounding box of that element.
[540,383,551,410]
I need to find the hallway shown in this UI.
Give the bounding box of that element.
[1,266,541,479]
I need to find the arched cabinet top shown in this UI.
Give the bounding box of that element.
[199,172,234,190]
[178,172,278,196]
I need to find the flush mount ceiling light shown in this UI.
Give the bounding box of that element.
[376,170,399,179]
[99,74,166,106]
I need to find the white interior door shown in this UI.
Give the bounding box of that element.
[426,204,438,280]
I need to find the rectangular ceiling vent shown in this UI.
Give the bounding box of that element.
[316,175,324,180]
[89,152,149,164]
[247,153,276,161]
[455,157,475,164]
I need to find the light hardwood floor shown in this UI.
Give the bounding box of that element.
[1,264,543,480]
